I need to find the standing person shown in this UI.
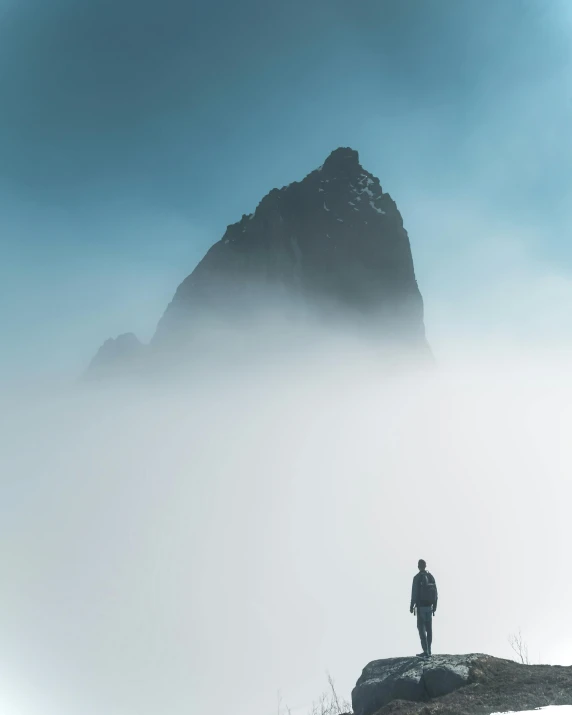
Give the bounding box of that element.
[410,559,438,657]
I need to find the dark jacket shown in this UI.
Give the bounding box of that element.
[411,570,438,610]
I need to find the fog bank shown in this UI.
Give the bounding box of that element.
[0,334,571,715]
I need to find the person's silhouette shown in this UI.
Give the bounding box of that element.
[410,559,438,657]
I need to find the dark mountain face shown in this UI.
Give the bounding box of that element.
[88,147,429,376]
[153,147,426,348]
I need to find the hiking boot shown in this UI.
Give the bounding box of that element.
[416,653,428,658]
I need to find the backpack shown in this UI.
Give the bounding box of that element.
[419,571,437,604]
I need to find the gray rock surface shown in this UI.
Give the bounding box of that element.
[352,655,572,715]
[352,654,484,715]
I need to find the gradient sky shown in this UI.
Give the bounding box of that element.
[2,0,572,377]
[2,5,572,714]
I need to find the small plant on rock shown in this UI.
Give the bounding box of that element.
[309,673,352,715]
[508,628,530,665]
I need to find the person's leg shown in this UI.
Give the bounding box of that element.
[417,610,428,655]
[425,611,433,655]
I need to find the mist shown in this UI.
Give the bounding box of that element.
[1,0,572,712]
[1,321,571,715]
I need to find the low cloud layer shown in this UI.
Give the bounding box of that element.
[1,329,571,715]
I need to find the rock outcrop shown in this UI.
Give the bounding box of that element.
[352,655,572,715]
[353,655,482,715]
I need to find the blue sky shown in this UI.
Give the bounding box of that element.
[2,0,572,377]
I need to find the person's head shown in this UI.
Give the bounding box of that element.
[418,559,426,571]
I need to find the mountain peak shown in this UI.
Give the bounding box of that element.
[88,147,429,374]
[151,145,425,346]
[321,146,361,172]
[86,332,144,379]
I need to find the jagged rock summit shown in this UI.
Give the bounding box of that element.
[154,146,425,346]
[88,147,428,375]
[352,654,572,715]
